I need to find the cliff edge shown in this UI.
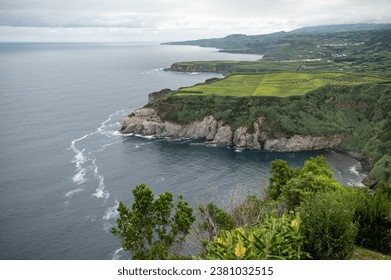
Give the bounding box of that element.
[120,107,344,152]
[119,81,391,188]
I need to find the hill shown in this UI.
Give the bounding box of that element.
[121,23,391,187]
[175,72,391,97]
[163,24,391,61]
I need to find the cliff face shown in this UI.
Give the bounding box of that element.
[120,108,344,151]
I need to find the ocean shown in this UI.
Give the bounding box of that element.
[0,43,365,259]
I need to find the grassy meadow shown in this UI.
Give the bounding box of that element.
[175,72,391,97]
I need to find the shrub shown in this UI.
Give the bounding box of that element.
[268,156,344,210]
[198,202,236,242]
[354,184,391,254]
[281,173,344,210]
[268,159,297,200]
[299,191,358,259]
[206,213,310,260]
[111,184,195,260]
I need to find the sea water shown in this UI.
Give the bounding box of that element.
[0,43,365,259]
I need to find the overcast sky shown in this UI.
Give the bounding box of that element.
[0,0,390,42]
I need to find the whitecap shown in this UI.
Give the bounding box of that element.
[95,140,122,153]
[68,109,130,201]
[103,200,119,221]
[347,180,365,187]
[156,176,165,183]
[134,134,155,139]
[111,248,124,260]
[349,163,361,176]
[72,149,87,168]
[65,188,84,198]
[72,167,88,185]
[91,158,110,199]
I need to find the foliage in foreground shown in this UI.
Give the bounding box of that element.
[112,157,391,259]
[299,191,358,259]
[200,156,391,259]
[206,213,310,260]
[111,184,195,260]
[354,184,391,254]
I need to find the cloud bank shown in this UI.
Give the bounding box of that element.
[0,0,390,42]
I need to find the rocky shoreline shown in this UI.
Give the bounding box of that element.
[120,107,345,153]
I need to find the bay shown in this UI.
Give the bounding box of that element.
[0,43,365,259]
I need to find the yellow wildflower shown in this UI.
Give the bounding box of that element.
[234,242,246,258]
[236,227,245,240]
[217,237,226,246]
[291,219,299,230]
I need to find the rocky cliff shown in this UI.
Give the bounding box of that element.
[120,108,344,152]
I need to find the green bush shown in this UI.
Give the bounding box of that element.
[111,184,195,260]
[354,184,391,254]
[198,202,236,241]
[206,213,310,260]
[268,156,344,210]
[299,191,358,259]
[268,159,297,200]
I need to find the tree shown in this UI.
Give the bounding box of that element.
[111,184,195,259]
[268,159,296,200]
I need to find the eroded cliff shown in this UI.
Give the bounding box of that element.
[120,108,344,152]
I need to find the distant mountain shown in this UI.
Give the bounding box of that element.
[163,23,391,60]
[291,23,391,34]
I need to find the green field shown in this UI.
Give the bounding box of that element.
[175,72,391,97]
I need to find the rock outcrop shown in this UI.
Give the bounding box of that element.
[120,108,344,151]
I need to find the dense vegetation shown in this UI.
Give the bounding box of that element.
[112,157,391,259]
[165,24,391,64]
[148,83,391,185]
[111,184,195,259]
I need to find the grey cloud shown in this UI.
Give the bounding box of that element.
[0,0,390,42]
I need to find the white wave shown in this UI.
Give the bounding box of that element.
[65,188,84,198]
[142,68,164,74]
[235,149,243,153]
[91,158,110,199]
[151,67,164,72]
[111,248,124,260]
[103,200,119,221]
[347,180,365,187]
[349,163,361,176]
[94,140,123,153]
[156,176,165,183]
[72,149,87,168]
[72,167,88,185]
[97,110,126,134]
[134,133,155,139]
[70,133,91,149]
[68,109,131,200]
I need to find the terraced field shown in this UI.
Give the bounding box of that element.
[175,72,391,97]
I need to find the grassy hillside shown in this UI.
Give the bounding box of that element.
[170,50,391,78]
[175,72,390,97]
[148,83,391,186]
[165,26,391,61]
